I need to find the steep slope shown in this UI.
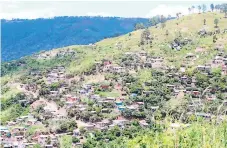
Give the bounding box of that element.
[2,16,149,61]
[1,12,227,147]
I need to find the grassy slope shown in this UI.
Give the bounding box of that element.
[1,12,227,122]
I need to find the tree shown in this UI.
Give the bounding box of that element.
[149,16,159,27]
[160,15,166,23]
[176,13,180,19]
[134,23,145,30]
[214,18,219,28]
[188,7,191,14]
[215,4,221,12]
[202,4,207,13]
[57,120,77,133]
[213,35,217,43]
[72,136,80,143]
[210,4,214,12]
[165,30,169,36]
[140,28,151,45]
[223,4,227,18]
[198,5,202,13]
[203,19,206,25]
[192,5,195,13]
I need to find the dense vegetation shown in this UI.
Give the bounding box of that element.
[83,121,227,148]
[2,16,149,61]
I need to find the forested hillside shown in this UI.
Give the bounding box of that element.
[1,5,227,147]
[2,16,149,61]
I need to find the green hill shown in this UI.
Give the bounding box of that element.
[1,12,227,147]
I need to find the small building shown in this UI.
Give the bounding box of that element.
[83,123,96,131]
[118,105,126,111]
[73,129,80,137]
[139,120,149,128]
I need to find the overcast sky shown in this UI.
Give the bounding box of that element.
[0,1,224,19]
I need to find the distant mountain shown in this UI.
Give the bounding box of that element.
[2,16,149,61]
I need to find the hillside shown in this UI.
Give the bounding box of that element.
[1,12,227,147]
[2,16,149,61]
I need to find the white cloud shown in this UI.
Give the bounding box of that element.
[146,4,191,17]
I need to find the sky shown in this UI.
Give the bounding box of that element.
[0,1,225,19]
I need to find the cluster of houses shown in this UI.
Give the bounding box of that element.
[46,66,66,85]
[100,51,165,74]
[2,46,227,147]
[33,49,76,60]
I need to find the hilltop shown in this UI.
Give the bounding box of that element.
[2,16,149,61]
[1,12,227,147]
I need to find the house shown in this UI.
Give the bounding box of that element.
[66,96,79,102]
[83,84,92,90]
[180,67,186,72]
[115,101,123,106]
[166,84,175,89]
[50,91,59,96]
[136,102,144,106]
[150,106,159,111]
[181,76,188,81]
[144,62,152,68]
[143,91,153,97]
[192,90,200,97]
[101,108,109,113]
[38,135,49,145]
[112,119,129,127]
[79,89,87,94]
[83,123,96,131]
[118,105,126,111]
[73,129,80,137]
[112,65,126,73]
[100,82,110,90]
[0,126,10,137]
[11,127,26,136]
[26,118,38,126]
[7,121,17,127]
[14,136,24,142]
[45,144,53,148]
[222,65,227,75]
[105,97,116,102]
[96,119,111,128]
[139,120,149,128]
[103,60,112,66]
[22,143,36,147]
[130,93,137,97]
[206,94,216,101]
[103,64,113,72]
[138,51,147,57]
[197,65,211,73]
[185,53,196,60]
[223,100,227,106]
[195,112,212,119]
[126,105,138,111]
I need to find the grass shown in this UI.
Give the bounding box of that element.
[1,87,21,101]
[125,121,227,148]
[26,125,46,136]
[59,135,72,148]
[0,104,29,124]
[98,90,121,98]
